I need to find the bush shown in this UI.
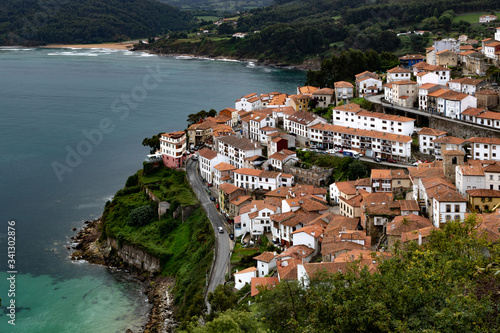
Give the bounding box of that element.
[125,174,139,187]
[128,205,155,226]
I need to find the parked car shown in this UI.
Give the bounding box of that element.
[218,227,224,233]
[387,158,397,163]
[229,233,234,240]
[380,157,387,162]
[209,196,216,202]
[374,157,381,162]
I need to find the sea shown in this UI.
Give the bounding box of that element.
[0,47,305,332]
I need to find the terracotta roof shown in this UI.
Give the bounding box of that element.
[234,266,257,275]
[334,81,354,88]
[387,214,432,237]
[269,149,296,161]
[387,66,411,73]
[335,180,357,196]
[466,189,500,197]
[419,83,440,91]
[461,107,486,116]
[253,251,276,263]
[418,127,447,136]
[355,70,379,79]
[432,136,466,145]
[436,49,456,55]
[217,136,261,151]
[458,164,485,176]
[483,162,500,173]
[371,169,391,179]
[309,123,412,144]
[298,86,318,95]
[354,177,371,187]
[251,277,279,297]
[161,131,185,139]
[427,88,449,97]
[401,226,438,243]
[277,245,315,260]
[198,148,217,160]
[230,195,252,206]
[476,89,498,96]
[234,168,262,177]
[219,183,243,195]
[313,88,334,95]
[433,189,467,202]
[277,258,301,281]
[214,162,237,172]
[469,137,500,145]
[300,197,329,212]
[408,166,444,179]
[442,149,465,156]
[332,103,363,112]
[291,224,324,238]
[399,200,420,211]
[399,54,426,60]
[391,80,417,85]
[265,187,289,198]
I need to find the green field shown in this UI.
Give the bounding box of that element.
[453,12,496,24]
[196,15,221,22]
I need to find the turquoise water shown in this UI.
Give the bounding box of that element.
[0,47,305,332]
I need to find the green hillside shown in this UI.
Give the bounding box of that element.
[158,0,272,13]
[0,0,195,45]
[141,0,500,64]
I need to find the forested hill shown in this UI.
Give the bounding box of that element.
[140,0,500,64]
[0,0,195,45]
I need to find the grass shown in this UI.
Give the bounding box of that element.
[196,16,221,22]
[453,12,494,24]
[101,166,215,326]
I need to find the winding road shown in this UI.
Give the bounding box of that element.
[185,157,230,312]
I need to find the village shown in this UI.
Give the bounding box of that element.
[147,31,500,297]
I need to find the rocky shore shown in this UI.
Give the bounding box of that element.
[70,219,176,333]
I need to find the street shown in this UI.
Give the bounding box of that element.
[185,157,230,311]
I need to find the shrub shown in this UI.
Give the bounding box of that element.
[125,174,139,187]
[128,205,155,226]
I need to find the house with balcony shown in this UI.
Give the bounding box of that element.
[229,195,252,219]
[249,113,276,142]
[355,72,383,98]
[286,94,312,111]
[268,149,297,171]
[233,168,294,191]
[159,131,187,169]
[253,252,278,277]
[271,209,321,247]
[213,161,237,188]
[198,148,229,184]
[418,127,447,154]
[218,183,246,216]
[312,88,334,108]
[469,137,500,161]
[215,136,262,169]
[418,83,446,110]
[399,54,425,69]
[448,78,486,96]
[431,136,466,160]
[412,63,451,86]
[284,110,327,143]
[462,107,500,129]
[334,81,354,104]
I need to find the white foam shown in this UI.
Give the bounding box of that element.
[0,47,33,51]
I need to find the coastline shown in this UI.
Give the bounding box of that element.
[43,42,136,50]
[70,218,176,333]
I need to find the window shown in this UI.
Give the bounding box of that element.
[446,204,451,213]
[455,204,460,212]
[454,215,461,220]
[445,215,451,221]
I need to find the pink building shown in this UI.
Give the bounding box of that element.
[160,131,186,168]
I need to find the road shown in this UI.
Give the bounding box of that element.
[185,157,230,311]
[366,95,500,135]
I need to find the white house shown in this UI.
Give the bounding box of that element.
[284,110,328,140]
[291,224,323,255]
[159,131,187,169]
[418,127,447,154]
[268,149,297,171]
[334,81,354,104]
[479,14,497,23]
[495,27,500,42]
[483,41,500,59]
[385,80,418,107]
[448,78,485,96]
[249,113,276,142]
[198,148,229,184]
[387,66,411,83]
[418,83,445,111]
[235,93,263,111]
[356,73,383,98]
[416,72,439,87]
[437,90,477,119]
[233,168,294,191]
[462,108,500,129]
[484,162,500,190]
[215,136,262,168]
[234,267,257,290]
[469,137,500,161]
[253,252,277,277]
[432,190,467,227]
[431,136,466,160]
[455,164,485,196]
[331,104,415,136]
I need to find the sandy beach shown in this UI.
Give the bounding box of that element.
[43,42,136,50]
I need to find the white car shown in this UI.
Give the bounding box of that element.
[218,227,224,234]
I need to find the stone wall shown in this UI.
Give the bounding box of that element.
[107,238,161,273]
[283,164,333,187]
[429,117,500,139]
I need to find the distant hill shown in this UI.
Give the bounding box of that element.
[157,0,273,13]
[0,0,195,45]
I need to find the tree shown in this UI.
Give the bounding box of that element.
[347,159,368,180]
[142,132,164,154]
[128,205,155,226]
[207,284,238,313]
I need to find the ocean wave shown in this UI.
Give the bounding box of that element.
[138,53,157,57]
[0,47,33,51]
[48,51,99,56]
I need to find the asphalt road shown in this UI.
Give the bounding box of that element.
[185,157,230,311]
